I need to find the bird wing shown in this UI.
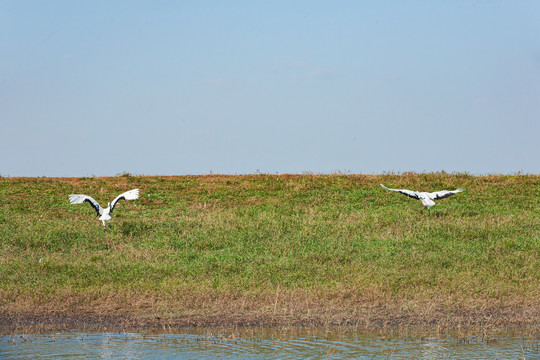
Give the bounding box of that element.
[69,194,103,216]
[427,188,464,200]
[380,184,421,200]
[110,189,139,213]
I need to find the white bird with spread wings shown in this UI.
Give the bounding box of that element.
[380,184,463,214]
[69,189,139,228]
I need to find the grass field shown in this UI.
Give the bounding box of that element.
[0,173,538,329]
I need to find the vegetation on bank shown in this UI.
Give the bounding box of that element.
[0,173,538,327]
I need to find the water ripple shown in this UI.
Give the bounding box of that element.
[0,330,538,359]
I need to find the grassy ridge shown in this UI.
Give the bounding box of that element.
[0,173,538,327]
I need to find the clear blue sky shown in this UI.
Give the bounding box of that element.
[2,1,539,176]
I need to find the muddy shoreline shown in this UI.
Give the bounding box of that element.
[2,305,538,333]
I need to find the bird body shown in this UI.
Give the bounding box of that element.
[69,189,139,227]
[380,184,463,214]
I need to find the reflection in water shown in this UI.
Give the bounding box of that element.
[0,329,538,359]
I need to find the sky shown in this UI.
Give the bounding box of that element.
[1,1,539,177]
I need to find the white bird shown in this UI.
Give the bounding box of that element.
[69,189,139,228]
[380,184,463,214]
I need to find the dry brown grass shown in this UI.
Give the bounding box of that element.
[1,288,538,331]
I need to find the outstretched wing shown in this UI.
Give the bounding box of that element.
[110,189,139,213]
[69,194,103,216]
[428,188,464,200]
[380,184,421,200]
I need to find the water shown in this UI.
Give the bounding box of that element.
[1,329,538,359]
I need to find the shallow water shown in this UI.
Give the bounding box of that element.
[1,329,538,359]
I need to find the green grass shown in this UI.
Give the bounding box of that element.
[0,173,538,326]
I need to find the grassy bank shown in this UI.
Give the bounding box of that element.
[0,173,538,329]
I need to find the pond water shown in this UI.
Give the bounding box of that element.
[1,328,538,359]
